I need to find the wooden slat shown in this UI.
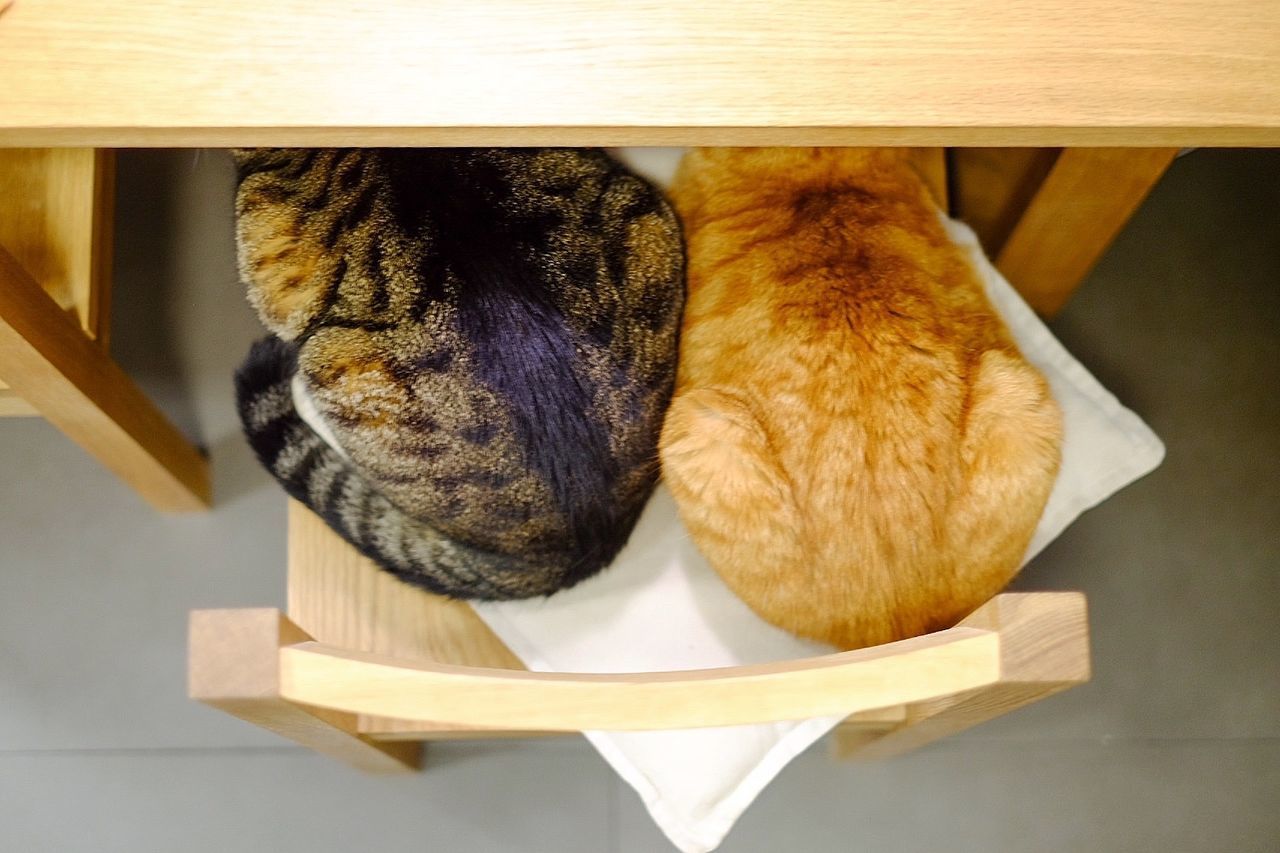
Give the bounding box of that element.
[278,624,1003,731]
[0,148,114,341]
[1,1,1277,146]
[950,148,1060,255]
[909,148,948,210]
[0,246,211,511]
[833,593,1090,760]
[189,608,421,773]
[995,148,1179,315]
[293,510,935,737]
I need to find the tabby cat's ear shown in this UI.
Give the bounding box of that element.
[229,148,297,175]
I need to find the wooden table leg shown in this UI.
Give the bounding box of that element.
[908,147,949,209]
[0,148,114,343]
[952,148,1178,316]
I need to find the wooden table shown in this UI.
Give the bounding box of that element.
[2,0,1277,146]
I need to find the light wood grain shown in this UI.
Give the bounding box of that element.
[833,593,1090,760]
[278,625,1003,731]
[194,595,1085,751]
[287,500,536,739]
[0,148,113,340]
[831,705,910,754]
[0,246,210,511]
[1,1,1277,146]
[0,147,114,415]
[951,148,1060,255]
[277,593,1084,734]
[189,608,421,772]
[995,148,1178,316]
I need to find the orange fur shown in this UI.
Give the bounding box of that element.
[661,148,1063,650]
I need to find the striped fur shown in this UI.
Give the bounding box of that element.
[233,149,684,599]
[236,336,557,597]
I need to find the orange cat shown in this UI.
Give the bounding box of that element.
[660,148,1063,650]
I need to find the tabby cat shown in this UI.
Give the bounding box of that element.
[233,148,684,599]
[660,147,1062,649]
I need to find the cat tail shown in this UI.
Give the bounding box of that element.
[234,335,564,601]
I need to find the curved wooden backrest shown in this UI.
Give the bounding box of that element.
[190,592,1089,771]
[278,626,1001,731]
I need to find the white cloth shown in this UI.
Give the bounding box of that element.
[296,148,1165,852]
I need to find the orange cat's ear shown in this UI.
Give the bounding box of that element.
[670,148,768,223]
[660,388,802,545]
[950,349,1062,567]
[669,150,714,227]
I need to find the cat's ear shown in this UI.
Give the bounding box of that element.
[237,208,329,340]
[660,388,802,544]
[229,148,272,171]
[951,349,1063,564]
[959,350,1063,477]
[669,150,712,227]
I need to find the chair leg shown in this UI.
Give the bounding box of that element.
[951,147,1178,316]
[189,608,422,773]
[832,593,1090,760]
[907,147,949,209]
[0,245,211,511]
[949,147,1061,253]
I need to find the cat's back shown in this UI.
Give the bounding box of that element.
[672,147,1011,470]
[665,148,1062,648]
[236,147,685,571]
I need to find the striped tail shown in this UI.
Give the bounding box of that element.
[234,335,568,600]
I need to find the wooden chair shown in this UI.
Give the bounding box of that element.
[186,149,1113,769]
[190,502,1090,772]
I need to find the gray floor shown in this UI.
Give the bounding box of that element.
[1,149,1277,852]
